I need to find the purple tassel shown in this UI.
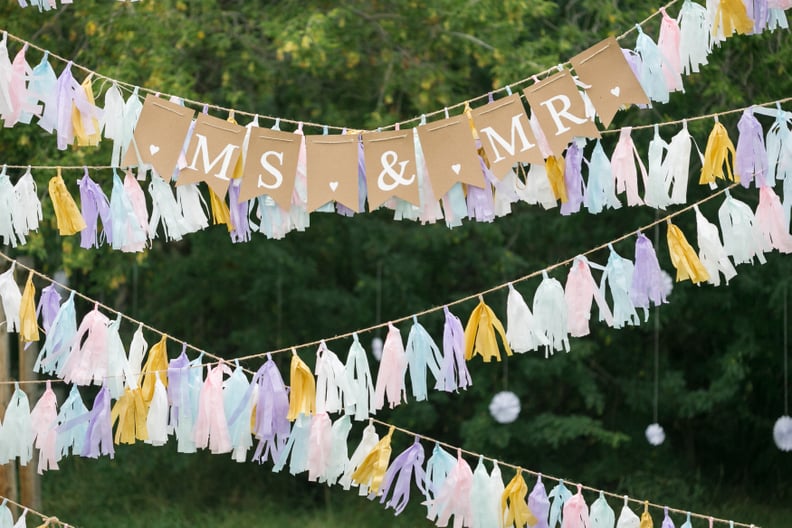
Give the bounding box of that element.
[529,476,551,528]
[378,437,427,514]
[560,141,585,216]
[80,385,114,459]
[630,233,668,319]
[77,169,113,249]
[167,349,190,433]
[249,356,291,464]
[358,137,368,212]
[749,0,769,34]
[736,109,769,188]
[466,154,496,222]
[228,182,252,243]
[438,306,472,392]
[36,284,62,335]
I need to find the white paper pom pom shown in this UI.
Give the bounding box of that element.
[773,416,792,451]
[489,391,521,424]
[645,423,665,446]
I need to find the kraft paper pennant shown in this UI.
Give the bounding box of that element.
[523,70,600,156]
[305,134,360,212]
[362,130,419,209]
[570,36,650,128]
[239,127,301,209]
[471,94,544,178]
[122,94,194,179]
[417,114,485,197]
[177,113,247,199]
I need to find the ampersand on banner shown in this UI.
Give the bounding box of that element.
[377,151,415,192]
[363,130,420,209]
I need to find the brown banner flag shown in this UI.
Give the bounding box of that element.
[239,127,301,210]
[362,130,420,209]
[570,36,650,128]
[523,69,600,156]
[122,94,194,179]
[177,113,247,199]
[471,93,544,179]
[305,134,360,212]
[417,115,485,197]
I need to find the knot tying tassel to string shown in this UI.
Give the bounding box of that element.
[288,351,316,421]
[351,425,395,496]
[48,171,86,236]
[464,297,512,362]
[502,469,537,528]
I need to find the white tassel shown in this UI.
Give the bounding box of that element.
[145,372,169,447]
[0,384,32,466]
[532,271,570,357]
[0,35,13,121]
[320,414,352,486]
[344,333,375,421]
[0,264,21,332]
[339,422,379,492]
[718,190,767,265]
[664,122,695,205]
[12,168,42,240]
[695,205,737,286]
[125,324,148,388]
[517,163,557,210]
[105,315,130,399]
[505,283,548,353]
[11,509,27,528]
[175,182,209,234]
[315,341,353,415]
[678,0,712,74]
[0,168,17,247]
[643,126,672,210]
[766,110,792,189]
[470,458,502,528]
[493,168,520,217]
[148,175,190,242]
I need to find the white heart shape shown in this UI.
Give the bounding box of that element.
[149,144,161,156]
[329,181,339,192]
[609,86,621,97]
[451,163,462,175]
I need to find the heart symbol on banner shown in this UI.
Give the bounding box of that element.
[149,144,161,156]
[329,181,339,192]
[609,86,621,97]
[451,163,462,175]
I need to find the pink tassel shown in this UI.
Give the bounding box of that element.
[307,412,333,482]
[123,170,149,252]
[755,186,792,253]
[5,45,37,127]
[426,451,474,528]
[564,256,614,337]
[561,484,590,528]
[30,381,58,474]
[61,306,110,386]
[658,8,684,93]
[611,127,646,206]
[194,363,233,454]
[374,323,408,410]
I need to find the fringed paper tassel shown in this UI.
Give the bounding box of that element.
[561,485,590,528]
[695,205,737,286]
[589,491,615,528]
[209,188,233,230]
[710,0,754,40]
[13,169,42,242]
[378,437,426,514]
[658,8,684,93]
[102,83,125,164]
[19,271,38,344]
[81,385,114,459]
[439,306,472,392]
[464,297,512,362]
[442,183,468,229]
[228,181,252,243]
[61,306,110,385]
[644,126,672,210]
[518,162,558,210]
[611,127,646,207]
[635,26,669,104]
[661,506,674,528]
[545,156,567,205]
[4,44,35,127]
[631,233,669,321]
[700,119,737,186]
[122,171,149,252]
[533,272,571,357]
[71,74,104,147]
[640,502,654,528]
[560,140,585,216]
[288,126,310,233]
[664,124,693,205]
[501,469,537,528]
[224,363,253,462]
[54,63,79,150]
[34,290,76,375]
[0,384,32,465]
[105,315,129,399]
[307,412,333,481]
[340,422,379,492]
[149,175,189,242]
[467,161,496,222]
[603,245,640,329]
[145,373,169,447]
[585,140,621,214]
[755,185,792,253]
[549,480,573,528]
[320,414,352,485]
[29,52,56,132]
[110,386,148,445]
[55,385,88,461]
[36,284,61,336]
[0,35,12,120]
[413,128,444,224]
[766,110,791,187]
[110,87,143,168]
[140,335,169,406]
[0,169,17,247]
[167,349,199,454]
[427,451,474,527]
[679,0,712,74]
[194,363,233,454]
[718,190,766,265]
[126,324,148,389]
[564,256,614,337]
[405,317,442,402]
[77,169,113,249]
[506,283,549,353]
[616,497,640,528]
[374,323,408,410]
[667,221,710,284]
[48,171,87,236]
[315,341,352,415]
[529,475,551,528]
[351,425,395,496]
[493,168,521,217]
[471,458,503,528]
[736,109,769,188]
[176,182,210,234]
[30,381,58,474]
[288,350,316,420]
[424,444,457,511]
[110,172,146,252]
[345,334,375,421]
[273,413,311,475]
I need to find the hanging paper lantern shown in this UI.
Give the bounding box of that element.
[645,423,665,446]
[489,391,520,424]
[773,416,792,451]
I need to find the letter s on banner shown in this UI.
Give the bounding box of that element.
[238,128,301,210]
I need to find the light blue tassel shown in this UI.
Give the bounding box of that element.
[273,413,311,475]
[34,291,76,376]
[602,245,640,329]
[470,457,500,528]
[585,140,622,214]
[590,491,616,528]
[321,414,352,485]
[29,52,58,134]
[634,25,669,104]
[55,385,88,461]
[423,443,456,517]
[0,384,32,465]
[224,363,253,463]
[405,316,442,402]
[0,499,11,528]
[443,183,468,228]
[548,479,573,528]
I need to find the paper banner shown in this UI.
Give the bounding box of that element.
[177,113,247,199]
[305,134,360,212]
[362,130,419,209]
[239,127,301,209]
[570,36,650,128]
[417,115,485,197]
[471,93,544,178]
[122,94,194,179]
[523,70,600,156]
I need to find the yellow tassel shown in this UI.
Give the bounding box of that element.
[713,0,754,38]
[464,297,512,362]
[72,74,102,147]
[19,271,39,343]
[139,336,169,405]
[699,121,737,185]
[545,156,567,203]
[287,351,315,421]
[110,387,148,444]
[351,425,395,495]
[209,188,234,232]
[667,221,710,284]
[639,501,654,528]
[501,470,538,527]
[48,170,87,236]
